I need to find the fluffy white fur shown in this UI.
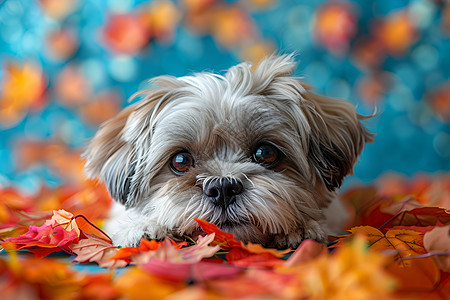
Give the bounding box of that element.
[83,54,374,249]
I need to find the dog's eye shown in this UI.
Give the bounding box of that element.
[253,144,281,166]
[170,152,194,175]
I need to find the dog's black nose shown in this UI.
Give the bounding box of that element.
[203,177,243,207]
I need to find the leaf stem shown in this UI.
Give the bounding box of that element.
[72,214,112,242]
[400,251,450,260]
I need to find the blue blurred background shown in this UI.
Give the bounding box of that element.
[0,0,449,194]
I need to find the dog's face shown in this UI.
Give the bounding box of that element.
[83,54,374,248]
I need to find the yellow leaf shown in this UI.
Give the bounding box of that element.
[293,236,396,300]
[45,209,80,235]
[242,241,292,258]
[342,226,426,262]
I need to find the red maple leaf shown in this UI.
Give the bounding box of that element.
[391,207,450,228]
[194,218,241,250]
[194,218,291,266]
[3,223,78,258]
[111,239,165,263]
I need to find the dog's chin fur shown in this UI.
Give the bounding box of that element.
[83,54,374,249]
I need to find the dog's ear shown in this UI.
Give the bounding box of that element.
[303,89,375,190]
[83,104,137,205]
[83,80,179,206]
[249,54,374,190]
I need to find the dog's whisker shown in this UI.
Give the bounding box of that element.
[241,172,255,187]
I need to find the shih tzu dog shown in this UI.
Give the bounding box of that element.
[83,54,374,249]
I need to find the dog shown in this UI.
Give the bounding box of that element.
[83,54,374,249]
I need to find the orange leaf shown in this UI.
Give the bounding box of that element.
[111,239,164,262]
[72,214,112,243]
[114,268,186,299]
[337,226,426,263]
[194,218,241,249]
[242,242,291,258]
[390,225,437,234]
[387,257,441,295]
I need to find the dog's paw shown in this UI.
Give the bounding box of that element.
[110,227,145,247]
[103,204,152,247]
[266,220,328,249]
[302,219,328,244]
[266,233,303,249]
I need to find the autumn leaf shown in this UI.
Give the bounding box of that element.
[424,225,450,272]
[389,225,437,234]
[1,256,82,299]
[341,179,450,230]
[44,209,80,235]
[75,273,119,300]
[111,238,164,263]
[59,181,113,221]
[284,236,397,300]
[194,219,291,267]
[387,257,441,296]
[114,267,186,299]
[2,209,114,259]
[227,249,286,268]
[140,259,243,282]
[284,239,327,267]
[0,188,33,224]
[0,189,52,241]
[340,186,389,228]
[194,218,241,249]
[241,241,292,258]
[71,233,127,269]
[177,234,220,262]
[202,268,298,299]
[111,237,187,264]
[72,214,112,243]
[376,173,450,209]
[336,226,426,263]
[132,234,219,265]
[3,223,78,258]
[392,207,450,228]
[0,255,119,300]
[194,218,292,258]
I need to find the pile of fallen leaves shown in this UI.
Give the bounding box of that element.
[0,173,449,299]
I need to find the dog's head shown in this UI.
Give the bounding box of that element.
[83,54,374,248]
